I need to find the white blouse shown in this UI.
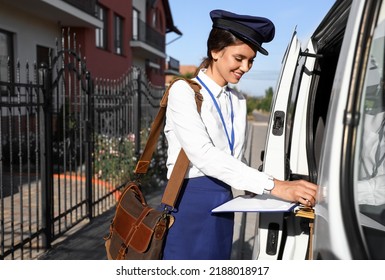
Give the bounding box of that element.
[164,70,272,194]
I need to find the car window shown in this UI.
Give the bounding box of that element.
[285,47,313,180]
[355,17,385,259]
[262,31,301,180]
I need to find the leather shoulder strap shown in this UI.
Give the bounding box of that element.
[159,78,202,112]
[134,78,202,177]
[160,78,202,207]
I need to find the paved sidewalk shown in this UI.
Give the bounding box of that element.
[38,191,257,260]
[38,190,164,260]
[39,207,115,260]
[38,120,267,260]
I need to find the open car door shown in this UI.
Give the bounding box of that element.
[252,30,318,260]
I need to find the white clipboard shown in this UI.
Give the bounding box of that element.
[212,194,297,213]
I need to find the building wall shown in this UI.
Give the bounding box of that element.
[1,0,175,86]
[80,0,133,80]
[143,0,168,86]
[0,4,59,69]
[75,0,169,84]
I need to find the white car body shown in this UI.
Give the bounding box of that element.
[254,0,385,260]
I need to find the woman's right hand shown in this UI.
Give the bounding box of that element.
[270,179,318,206]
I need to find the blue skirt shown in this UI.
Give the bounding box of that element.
[162,176,234,260]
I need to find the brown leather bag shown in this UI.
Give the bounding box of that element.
[104,78,202,260]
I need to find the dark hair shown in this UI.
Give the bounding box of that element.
[194,28,255,76]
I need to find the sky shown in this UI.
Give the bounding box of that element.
[166,0,336,97]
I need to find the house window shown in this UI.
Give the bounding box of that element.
[95,4,107,49]
[36,45,50,68]
[132,8,139,40]
[0,29,14,95]
[152,10,157,28]
[114,14,123,55]
[151,8,164,33]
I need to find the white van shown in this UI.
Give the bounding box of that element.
[253,0,385,260]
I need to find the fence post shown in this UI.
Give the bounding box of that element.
[135,70,142,156]
[38,63,54,249]
[85,72,94,220]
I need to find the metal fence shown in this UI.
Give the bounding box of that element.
[0,33,165,260]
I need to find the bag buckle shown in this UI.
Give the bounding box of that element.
[163,205,173,215]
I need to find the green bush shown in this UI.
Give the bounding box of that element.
[93,130,168,195]
[245,87,274,114]
[93,134,136,183]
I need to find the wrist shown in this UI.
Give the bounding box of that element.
[263,175,275,194]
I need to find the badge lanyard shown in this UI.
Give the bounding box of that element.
[196,76,235,155]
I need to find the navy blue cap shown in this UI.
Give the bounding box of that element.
[210,9,275,55]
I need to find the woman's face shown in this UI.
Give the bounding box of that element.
[207,42,256,86]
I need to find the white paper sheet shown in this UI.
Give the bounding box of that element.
[212,194,297,213]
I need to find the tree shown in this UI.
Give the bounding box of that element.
[256,87,274,112]
[245,86,274,115]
